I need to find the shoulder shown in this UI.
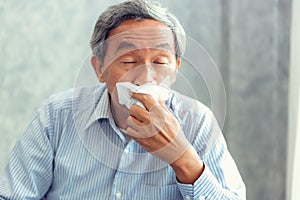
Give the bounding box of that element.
[31,84,107,142]
[169,91,213,120]
[169,91,222,156]
[43,84,107,112]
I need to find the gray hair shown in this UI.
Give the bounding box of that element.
[90,0,186,62]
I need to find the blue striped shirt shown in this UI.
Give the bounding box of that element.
[0,84,245,199]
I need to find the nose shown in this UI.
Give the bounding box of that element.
[133,64,157,85]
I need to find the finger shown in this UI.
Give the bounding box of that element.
[131,93,157,111]
[155,97,171,114]
[158,97,165,105]
[129,105,151,124]
[157,97,168,110]
[126,126,140,138]
[127,115,160,138]
[127,116,144,127]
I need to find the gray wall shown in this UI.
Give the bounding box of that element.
[0,0,291,199]
[227,1,290,199]
[164,1,291,199]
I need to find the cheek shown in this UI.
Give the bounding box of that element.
[112,68,137,83]
[103,67,127,91]
[154,67,177,83]
[104,72,118,91]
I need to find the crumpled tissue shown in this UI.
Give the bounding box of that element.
[116,82,170,109]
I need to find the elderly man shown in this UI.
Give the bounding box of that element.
[0,0,245,199]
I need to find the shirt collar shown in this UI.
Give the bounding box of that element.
[83,85,183,143]
[85,86,128,142]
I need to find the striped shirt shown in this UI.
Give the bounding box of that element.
[0,84,245,200]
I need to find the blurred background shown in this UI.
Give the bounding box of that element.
[0,0,299,199]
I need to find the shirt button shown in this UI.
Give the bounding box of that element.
[116,192,122,199]
[124,148,129,154]
[185,195,191,200]
[199,196,205,200]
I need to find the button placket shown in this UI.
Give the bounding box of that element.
[185,195,191,200]
[115,192,122,199]
[124,148,129,154]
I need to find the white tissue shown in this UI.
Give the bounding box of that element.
[116,82,170,109]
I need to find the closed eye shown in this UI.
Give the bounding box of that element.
[122,61,137,64]
[153,56,170,65]
[154,61,168,65]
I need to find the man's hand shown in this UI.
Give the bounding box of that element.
[127,93,204,184]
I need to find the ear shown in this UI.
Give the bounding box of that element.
[91,55,105,83]
[176,58,181,72]
[169,58,181,85]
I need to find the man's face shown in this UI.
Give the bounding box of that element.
[92,19,180,103]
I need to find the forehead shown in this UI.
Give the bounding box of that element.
[109,19,172,36]
[106,19,175,54]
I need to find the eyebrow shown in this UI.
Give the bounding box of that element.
[116,42,137,52]
[155,43,173,52]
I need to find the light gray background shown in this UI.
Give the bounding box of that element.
[0,0,291,199]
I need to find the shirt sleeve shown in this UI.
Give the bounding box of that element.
[176,108,246,200]
[0,100,54,199]
[176,136,246,200]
